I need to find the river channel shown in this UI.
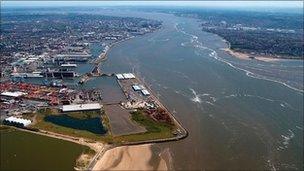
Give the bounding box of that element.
[96,10,303,170]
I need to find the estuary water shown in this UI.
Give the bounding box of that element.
[97,10,303,170]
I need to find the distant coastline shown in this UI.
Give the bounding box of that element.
[222,48,282,62]
[221,39,302,62]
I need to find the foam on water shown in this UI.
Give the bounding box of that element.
[190,88,202,103]
[180,42,188,47]
[280,129,295,148]
[295,126,303,130]
[148,38,170,42]
[188,88,218,106]
[205,101,215,106]
[267,160,277,171]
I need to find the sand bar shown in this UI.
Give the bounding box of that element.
[222,48,282,62]
[93,144,167,170]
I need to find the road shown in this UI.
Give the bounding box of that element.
[87,144,112,171]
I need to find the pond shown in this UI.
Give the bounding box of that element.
[44,114,106,134]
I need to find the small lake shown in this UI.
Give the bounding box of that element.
[44,114,106,134]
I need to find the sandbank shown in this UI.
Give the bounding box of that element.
[93,144,168,170]
[222,48,282,62]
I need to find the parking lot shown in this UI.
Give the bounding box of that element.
[104,104,146,136]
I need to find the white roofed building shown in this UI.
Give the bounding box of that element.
[116,74,124,80]
[61,63,77,67]
[61,103,102,112]
[123,73,135,79]
[116,73,135,79]
[132,85,142,91]
[141,89,150,96]
[4,116,32,127]
[0,91,27,97]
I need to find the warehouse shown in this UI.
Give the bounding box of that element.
[116,73,124,80]
[4,116,32,127]
[116,73,136,80]
[123,73,135,79]
[132,84,142,91]
[61,63,77,68]
[141,89,150,96]
[0,91,27,97]
[61,103,102,112]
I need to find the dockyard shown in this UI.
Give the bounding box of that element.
[0,71,187,141]
[0,12,187,171]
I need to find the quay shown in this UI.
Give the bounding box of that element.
[115,73,188,144]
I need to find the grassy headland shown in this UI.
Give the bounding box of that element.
[113,110,175,143]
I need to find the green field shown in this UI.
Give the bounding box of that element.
[29,108,176,144]
[114,110,175,143]
[0,126,93,170]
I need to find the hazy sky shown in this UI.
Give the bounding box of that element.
[2,1,303,8]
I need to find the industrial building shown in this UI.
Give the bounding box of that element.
[116,73,136,80]
[141,89,150,96]
[61,103,102,112]
[60,63,77,68]
[1,91,27,97]
[116,74,124,80]
[4,116,32,127]
[123,73,135,79]
[132,84,145,91]
[132,85,142,91]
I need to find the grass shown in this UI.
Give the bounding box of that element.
[65,110,101,120]
[21,113,36,120]
[29,108,176,144]
[113,110,175,143]
[101,111,111,135]
[0,125,12,131]
[30,108,114,143]
[37,108,59,115]
[131,110,172,133]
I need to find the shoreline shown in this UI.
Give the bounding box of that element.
[222,48,291,62]
[92,36,135,65]
[220,38,302,62]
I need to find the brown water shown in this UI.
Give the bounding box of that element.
[98,10,303,170]
[0,128,90,170]
[3,8,303,170]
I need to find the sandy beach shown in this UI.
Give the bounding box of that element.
[222,48,282,62]
[93,144,168,171]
